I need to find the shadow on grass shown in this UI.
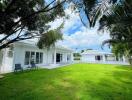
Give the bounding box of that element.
[0,68,78,100]
[80,65,132,100]
[114,65,132,70]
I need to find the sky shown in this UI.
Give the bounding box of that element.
[48,6,111,52]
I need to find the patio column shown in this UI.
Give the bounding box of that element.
[102,55,106,62]
[71,53,73,62]
[123,56,126,62]
[53,47,56,64]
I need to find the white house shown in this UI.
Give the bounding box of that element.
[81,50,128,64]
[0,41,73,73]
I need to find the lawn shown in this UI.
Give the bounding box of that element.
[0,63,132,100]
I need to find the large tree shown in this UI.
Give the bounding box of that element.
[0,0,65,49]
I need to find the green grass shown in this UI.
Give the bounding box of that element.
[0,63,132,100]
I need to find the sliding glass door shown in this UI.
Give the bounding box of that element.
[56,53,62,63]
[24,51,43,65]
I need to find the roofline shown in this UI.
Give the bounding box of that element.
[81,53,113,55]
[81,50,113,55]
[15,41,74,52]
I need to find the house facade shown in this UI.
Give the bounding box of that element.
[0,41,73,73]
[81,50,128,64]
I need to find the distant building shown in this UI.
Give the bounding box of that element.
[81,50,128,64]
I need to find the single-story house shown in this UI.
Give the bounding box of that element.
[81,50,128,64]
[0,40,73,73]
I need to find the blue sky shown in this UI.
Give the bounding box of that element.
[49,6,111,52]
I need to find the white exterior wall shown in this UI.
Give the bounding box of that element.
[13,43,54,69]
[0,48,13,73]
[46,49,53,64]
[81,54,106,62]
[105,56,116,61]
[81,54,96,62]
[102,55,106,62]
[63,53,67,63]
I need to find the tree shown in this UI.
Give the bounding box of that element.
[37,23,63,64]
[72,0,118,27]
[73,52,81,61]
[99,0,132,64]
[81,50,84,53]
[37,23,64,49]
[0,0,66,50]
[73,53,81,57]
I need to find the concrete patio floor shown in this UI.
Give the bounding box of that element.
[39,63,74,69]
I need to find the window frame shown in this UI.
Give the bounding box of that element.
[36,52,40,64]
[24,51,30,65]
[40,52,43,64]
[24,51,43,65]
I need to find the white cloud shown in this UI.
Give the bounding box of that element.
[48,7,110,51]
[58,26,110,49]
[48,18,63,30]
[48,6,81,33]
[62,8,81,34]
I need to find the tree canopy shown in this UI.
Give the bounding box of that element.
[0,0,65,49]
[99,0,132,64]
[71,0,118,27]
[37,23,64,49]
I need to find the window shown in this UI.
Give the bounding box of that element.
[30,52,35,63]
[25,51,30,65]
[36,52,39,64]
[95,55,102,61]
[40,53,43,63]
[24,51,43,65]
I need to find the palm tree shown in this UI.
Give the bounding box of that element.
[72,0,118,27]
[99,0,132,64]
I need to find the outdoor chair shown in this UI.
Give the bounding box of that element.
[30,62,38,69]
[14,64,23,72]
